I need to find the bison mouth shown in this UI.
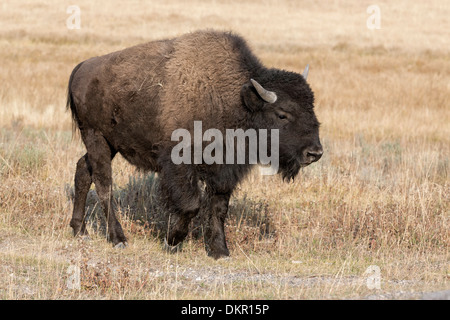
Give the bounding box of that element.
[279,150,321,181]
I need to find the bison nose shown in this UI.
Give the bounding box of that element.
[304,146,323,163]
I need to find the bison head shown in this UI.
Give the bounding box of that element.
[241,65,323,181]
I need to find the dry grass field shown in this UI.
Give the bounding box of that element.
[0,0,449,299]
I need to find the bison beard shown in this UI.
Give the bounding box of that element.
[279,157,303,182]
[66,30,322,259]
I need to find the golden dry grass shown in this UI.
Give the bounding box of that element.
[0,0,449,299]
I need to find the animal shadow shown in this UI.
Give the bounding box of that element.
[65,173,276,245]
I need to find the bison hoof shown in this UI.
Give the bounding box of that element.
[81,235,91,242]
[207,249,230,260]
[163,238,183,254]
[72,226,89,238]
[114,242,128,249]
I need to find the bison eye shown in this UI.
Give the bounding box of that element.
[278,114,287,120]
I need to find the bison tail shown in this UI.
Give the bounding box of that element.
[66,61,84,136]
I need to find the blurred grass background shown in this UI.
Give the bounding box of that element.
[0,0,448,299]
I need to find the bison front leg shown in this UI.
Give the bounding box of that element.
[204,193,231,259]
[165,208,199,250]
[159,163,201,251]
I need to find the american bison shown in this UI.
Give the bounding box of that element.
[67,30,322,259]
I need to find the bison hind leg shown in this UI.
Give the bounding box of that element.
[78,129,127,247]
[70,153,92,237]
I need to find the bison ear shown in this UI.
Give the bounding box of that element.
[241,81,264,112]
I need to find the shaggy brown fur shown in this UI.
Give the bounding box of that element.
[67,30,322,258]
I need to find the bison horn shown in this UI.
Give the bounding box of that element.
[302,64,309,80]
[250,79,277,103]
